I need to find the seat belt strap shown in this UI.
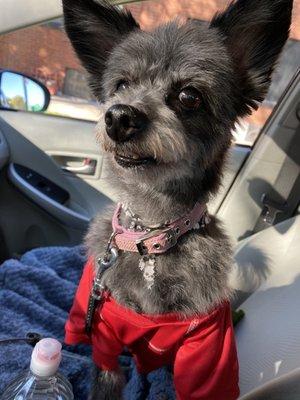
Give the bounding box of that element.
[254,124,300,232]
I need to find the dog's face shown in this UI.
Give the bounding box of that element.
[63,0,292,196]
[98,22,235,188]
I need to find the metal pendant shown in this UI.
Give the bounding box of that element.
[139,256,156,290]
[201,212,211,228]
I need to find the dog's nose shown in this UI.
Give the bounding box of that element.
[105,104,148,143]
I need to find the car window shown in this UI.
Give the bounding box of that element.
[0,19,99,121]
[0,0,299,146]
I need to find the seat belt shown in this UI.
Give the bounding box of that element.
[254,124,300,233]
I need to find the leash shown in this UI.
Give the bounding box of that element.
[85,246,118,334]
[0,332,92,364]
[85,202,210,335]
[0,332,42,346]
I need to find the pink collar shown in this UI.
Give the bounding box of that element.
[111,202,209,255]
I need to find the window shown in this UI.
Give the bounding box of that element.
[0,0,299,146]
[232,39,300,146]
[0,19,98,121]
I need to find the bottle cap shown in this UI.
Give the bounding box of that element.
[30,338,62,377]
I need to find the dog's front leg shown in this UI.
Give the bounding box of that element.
[89,365,126,400]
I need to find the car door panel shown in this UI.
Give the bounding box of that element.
[0,110,112,259]
[0,129,9,168]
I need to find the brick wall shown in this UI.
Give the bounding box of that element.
[128,0,300,40]
[0,25,83,94]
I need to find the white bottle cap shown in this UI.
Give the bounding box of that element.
[30,338,62,377]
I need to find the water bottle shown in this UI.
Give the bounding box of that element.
[1,338,74,399]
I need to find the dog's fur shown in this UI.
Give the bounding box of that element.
[62,0,293,398]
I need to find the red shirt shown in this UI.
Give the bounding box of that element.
[65,258,239,400]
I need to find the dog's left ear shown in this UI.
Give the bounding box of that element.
[62,0,139,99]
[210,0,293,114]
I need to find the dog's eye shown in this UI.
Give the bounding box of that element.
[116,80,129,92]
[178,88,201,110]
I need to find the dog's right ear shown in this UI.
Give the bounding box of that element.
[62,0,139,99]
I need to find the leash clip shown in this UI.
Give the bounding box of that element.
[92,247,118,300]
[85,246,118,335]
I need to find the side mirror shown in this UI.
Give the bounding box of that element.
[0,70,50,112]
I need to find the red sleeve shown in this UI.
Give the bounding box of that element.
[174,302,239,400]
[64,257,95,345]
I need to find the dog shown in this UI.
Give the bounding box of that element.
[62,0,293,398]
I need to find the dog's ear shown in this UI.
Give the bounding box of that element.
[62,0,139,99]
[210,0,293,113]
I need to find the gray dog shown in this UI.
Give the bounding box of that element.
[62,0,293,398]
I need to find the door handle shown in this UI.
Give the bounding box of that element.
[61,162,95,175]
[51,155,97,176]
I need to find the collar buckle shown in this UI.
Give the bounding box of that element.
[135,228,177,256]
[165,228,178,247]
[136,240,149,256]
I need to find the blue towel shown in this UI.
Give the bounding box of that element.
[0,246,175,399]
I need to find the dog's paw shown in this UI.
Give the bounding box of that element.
[89,366,126,400]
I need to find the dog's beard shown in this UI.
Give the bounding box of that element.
[104,146,194,188]
[96,122,214,194]
[107,142,158,169]
[95,109,194,184]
